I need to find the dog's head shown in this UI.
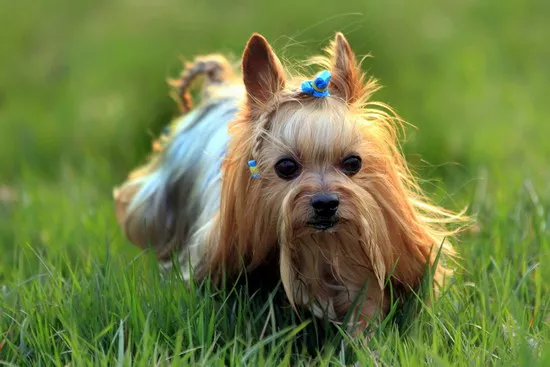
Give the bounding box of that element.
[206,33,463,314]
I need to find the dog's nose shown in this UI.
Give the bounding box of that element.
[311,193,339,217]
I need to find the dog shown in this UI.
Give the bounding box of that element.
[113,32,464,335]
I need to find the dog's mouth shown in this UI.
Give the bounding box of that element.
[307,218,339,230]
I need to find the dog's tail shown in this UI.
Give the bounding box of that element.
[147,54,237,153]
[168,54,237,114]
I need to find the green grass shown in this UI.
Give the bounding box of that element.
[1,0,549,365]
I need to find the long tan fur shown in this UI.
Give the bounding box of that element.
[114,33,467,334]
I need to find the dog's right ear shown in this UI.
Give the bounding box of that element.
[242,33,286,110]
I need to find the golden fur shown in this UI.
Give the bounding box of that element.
[114,32,466,334]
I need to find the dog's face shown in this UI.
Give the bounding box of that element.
[257,95,401,307]
[211,32,458,318]
[260,99,378,237]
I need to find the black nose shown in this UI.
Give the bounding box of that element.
[311,193,339,218]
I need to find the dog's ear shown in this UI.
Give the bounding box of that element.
[242,33,286,109]
[329,32,363,103]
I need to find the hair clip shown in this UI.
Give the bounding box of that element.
[248,160,260,179]
[301,70,331,98]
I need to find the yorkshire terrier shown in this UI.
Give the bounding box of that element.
[113,33,463,335]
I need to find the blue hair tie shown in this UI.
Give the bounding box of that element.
[248,160,260,179]
[301,70,331,97]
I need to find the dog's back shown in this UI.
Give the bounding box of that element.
[113,55,243,270]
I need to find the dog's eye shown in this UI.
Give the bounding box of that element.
[274,158,301,180]
[341,155,362,175]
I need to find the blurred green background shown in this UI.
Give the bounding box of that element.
[1,0,549,364]
[0,0,549,279]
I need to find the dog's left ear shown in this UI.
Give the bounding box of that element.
[329,32,363,104]
[242,33,286,110]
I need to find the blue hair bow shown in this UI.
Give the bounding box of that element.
[301,70,331,97]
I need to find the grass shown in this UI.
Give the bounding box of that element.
[1,0,549,365]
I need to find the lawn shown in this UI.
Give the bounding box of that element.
[1,0,549,365]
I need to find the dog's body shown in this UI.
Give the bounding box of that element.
[114,33,463,334]
[115,88,243,279]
